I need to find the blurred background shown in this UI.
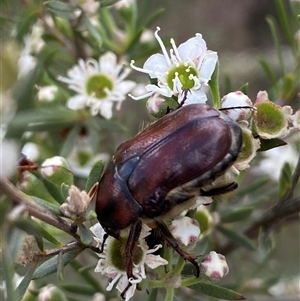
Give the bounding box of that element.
[1,0,299,301]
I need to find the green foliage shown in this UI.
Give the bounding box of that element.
[1,0,299,301]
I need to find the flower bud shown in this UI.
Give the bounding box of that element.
[146,93,168,118]
[91,293,106,301]
[60,185,91,221]
[41,156,73,186]
[254,91,291,139]
[201,251,229,281]
[37,85,58,102]
[221,91,252,121]
[169,216,200,249]
[38,284,68,301]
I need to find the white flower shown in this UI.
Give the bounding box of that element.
[90,222,168,301]
[58,52,136,119]
[130,27,218,105]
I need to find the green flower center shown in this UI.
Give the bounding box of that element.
[86,74,113,99]
[108,237,144,272]
[166,63,198,90]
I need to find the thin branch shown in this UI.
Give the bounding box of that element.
[0,178,79,241]
[31,241,84,262]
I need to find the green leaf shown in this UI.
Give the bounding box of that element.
[83,15,102,47]
[45,0,76,19]
[238,82,249,95]
[258,57,278,86]
[59,126,81,158]
[100,0,120,7]
[39,225,65,247]
[61,183,71,200]
[78,224,94,246]
[266,15,285,75]
[32,249,82,279]
[278,162,293,198]
[85,160,104,192]
[188,282,246,300]
[42,177,65,204]
[147,288,158,301]
[2,244,19,301]
[221,207,253,223]
[16,264,37,301]
[275,0,297,54]
[60,283,97,296]
[31,196,61,215]
[258,137,287,152]
[6,107,78,138]
[217,225,256,251]
[14,218,43,238]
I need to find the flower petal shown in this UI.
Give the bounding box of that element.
[177,34,207,61]
[143,54,169,78]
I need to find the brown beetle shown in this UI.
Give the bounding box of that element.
[96,103,242,289]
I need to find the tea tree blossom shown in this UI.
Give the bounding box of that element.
[58,52,136,119]
[90,223,168,301]
[130,27,218,105]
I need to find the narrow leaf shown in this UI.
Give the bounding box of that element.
[60,126,80,158]
[278,162,293,198]
[217,225,256,251]
[78,224,94,246]
[238,82,249,95]
[57,251,64,280]
[31,196,61,215]
[188,282,246,300]
[60,283,97,295]
[266,16,285,74]
[258,57,278,86]
[85,160,104,193]
[221,207,253,223]
[45,0,75,19]
[16,264,37,301]
[42,177,65,204]
[32,249,82,279]
[258,137,287,152]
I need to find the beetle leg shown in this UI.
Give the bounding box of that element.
[200,182,238,196]
[125,219,142,279]
[155,220,200,277]
[119,220,143,299]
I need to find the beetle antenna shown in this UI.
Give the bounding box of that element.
[219,105,256,111]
